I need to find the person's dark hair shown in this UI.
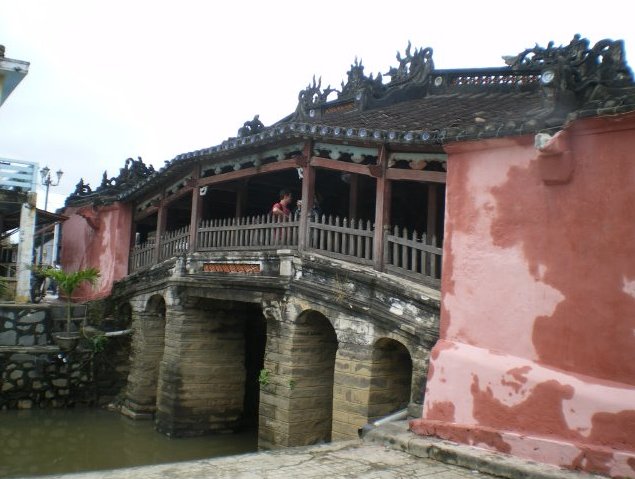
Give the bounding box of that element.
[279,189,292,199]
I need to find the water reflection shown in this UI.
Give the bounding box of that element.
[0,409,257,477]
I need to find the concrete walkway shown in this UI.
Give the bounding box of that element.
[38,422,605,479]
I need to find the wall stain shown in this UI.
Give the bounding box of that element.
[427,401,455,422]
[489,150,635,385]
[500,366,531,394]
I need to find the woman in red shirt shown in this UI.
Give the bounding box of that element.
[271,189,293,217]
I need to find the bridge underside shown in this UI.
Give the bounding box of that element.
[115,250,439,447]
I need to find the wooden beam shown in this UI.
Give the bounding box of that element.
[373,145,391,271]
[427,184,438,247]
[153,195,167,264]
[189,167,202,252]
[198,158,298,187]
[235,179,248,218]
[310,156,374,177]
[298,141,314,251]
[348,174,359,220]
[134,206,158,222]
[163,185,194,205]
[385,168,446,183]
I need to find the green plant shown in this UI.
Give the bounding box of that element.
[39,267,100,333]
[258,368,270,386]
[0,277,8,300]
[87,333,108,353]
[288,379,296,390]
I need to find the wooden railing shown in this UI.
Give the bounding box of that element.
[128,215,442,286]
[307,216,374,266]
[198,213,300,251]
[129,241,155,273]
[159,226,190,261]
[384,226,442,286]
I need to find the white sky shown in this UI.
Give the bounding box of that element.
[1,1,633,212]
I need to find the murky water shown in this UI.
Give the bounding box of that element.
[0,409,258,478]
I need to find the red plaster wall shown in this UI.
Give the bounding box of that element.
[60,202,132,301]
[412,113,635,478]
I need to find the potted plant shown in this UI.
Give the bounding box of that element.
[39,266,100,351]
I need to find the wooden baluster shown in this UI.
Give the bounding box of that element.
[354,219,360,258]
[392,225,399,267]
[401,227,409,270]
[421,232,428,277]
[265,215,271,246]
[429,233,438,279]
[342,218,349,257]
[366,220,373,260]
[318,215,325,250]
[411,230,418,274]
[334,216,340,254]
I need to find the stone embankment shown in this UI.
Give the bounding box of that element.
[0,302,130,409]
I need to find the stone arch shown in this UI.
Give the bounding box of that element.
[114,301,133,330]
[146,294,166,315]
[259,305,338,448]
[293,309,338,444]
[368,337,413,421]
[122,293,167,418]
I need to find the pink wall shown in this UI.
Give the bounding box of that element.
[60,202,132,301]
[411,113,635,478]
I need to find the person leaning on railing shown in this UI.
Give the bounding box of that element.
[271,189,293,218]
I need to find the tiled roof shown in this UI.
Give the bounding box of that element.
[65,36,635,205]
[307,90,546,135]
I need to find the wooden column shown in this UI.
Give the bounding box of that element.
[187,168,202,252]
[426,183,438,247]
[235,179,248,218]
[298,141,314,251]
[348,174,359,220]
[373,146,391,272]
[153,194,167,264]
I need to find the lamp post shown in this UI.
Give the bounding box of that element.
[38,166,63,265]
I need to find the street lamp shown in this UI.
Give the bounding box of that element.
[38,166,63,264]
[39,166,63,212]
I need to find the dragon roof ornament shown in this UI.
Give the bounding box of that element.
[338,57,385,100]
[296,42,434,117]
[503,34,633,91]
[297,76,337,112]
[294,42,436,118]
[384,41,435,85]
[66,156,156,205]
[237,115,265,138]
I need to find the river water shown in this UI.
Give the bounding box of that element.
[0,409,258,478]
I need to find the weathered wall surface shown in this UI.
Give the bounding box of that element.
[0,347,94,409]
[60,202,133,301]
[0,304,131,409]
[411,114,635,478]
[113,251,440,447]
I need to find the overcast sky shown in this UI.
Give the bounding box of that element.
[1,1,633,211]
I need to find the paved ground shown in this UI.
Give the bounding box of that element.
[39,440,493,479]
[38,422,603,479]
